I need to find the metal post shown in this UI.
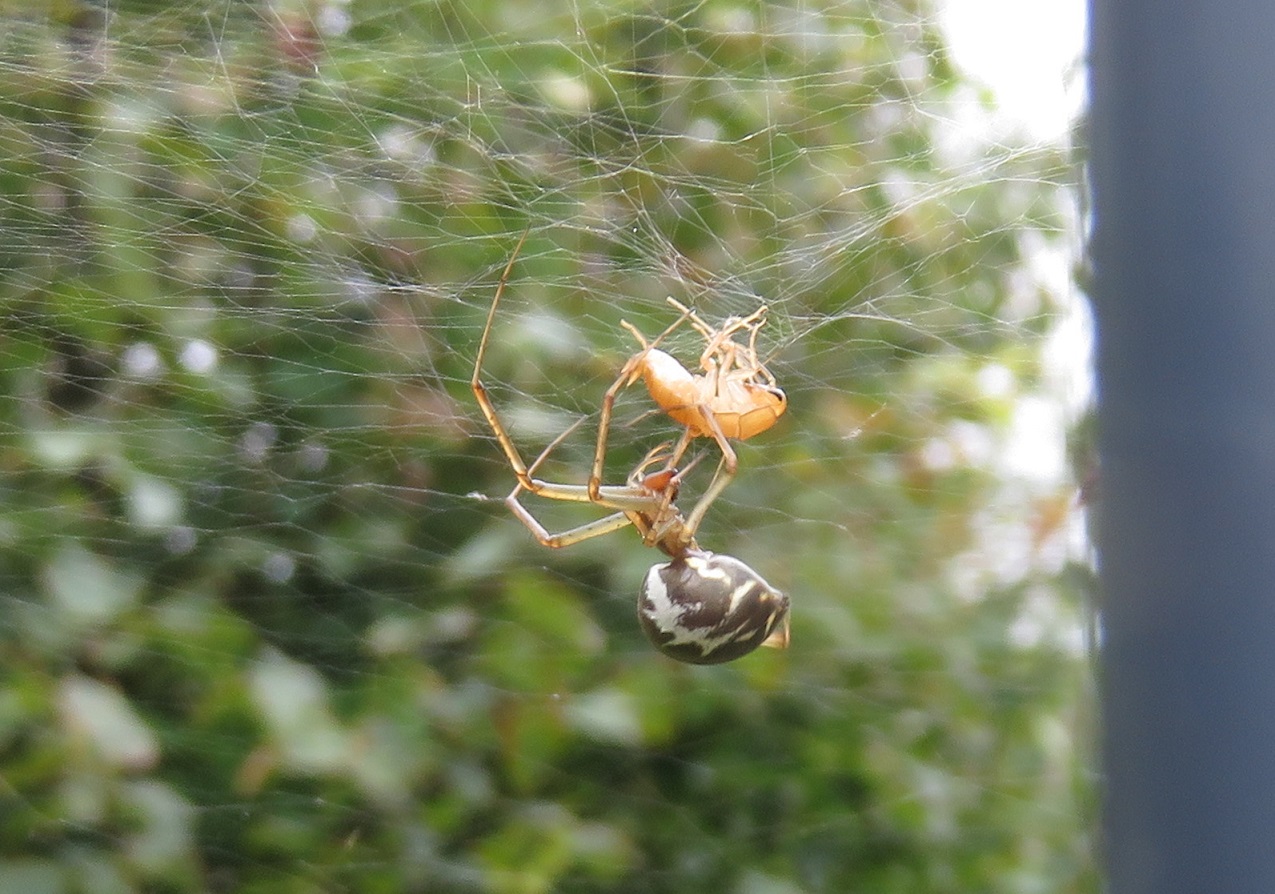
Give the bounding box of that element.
[1090,0,1275,891]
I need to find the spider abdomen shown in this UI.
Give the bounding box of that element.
[635,349,703,431]
[638,550,790,665]
[636,349,786,441]
[707,379,787,440]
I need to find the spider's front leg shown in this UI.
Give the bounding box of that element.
[471,228,546,496]
[499,419,641,550]
[589,309,694,503]
[504,480,635,549]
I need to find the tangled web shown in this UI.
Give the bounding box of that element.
[0,1,1092,892]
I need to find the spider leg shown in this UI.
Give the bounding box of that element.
[628,427,698,550]
[666,298,770,395]
[501,421,639,549]
[745,307,768,362]
[504,491,636,549]
[471,228,545,493]
[524,413,587,478]
[665,297,717,343]
[681,405,738,538]
[741,307,783,391]
[589,304,693,501]
[643,426,695,537]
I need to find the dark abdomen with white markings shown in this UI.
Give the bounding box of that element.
[638,551,790,665]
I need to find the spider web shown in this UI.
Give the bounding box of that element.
[0,1,1092,892]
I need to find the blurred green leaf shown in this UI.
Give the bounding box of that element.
[57,675,159,771]
[42,546,143,628]
[0,1,1091,892]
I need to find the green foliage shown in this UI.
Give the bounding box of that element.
[0,1,1092,892]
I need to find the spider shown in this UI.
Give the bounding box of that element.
[590,293,788,538]
[470,233,790,664]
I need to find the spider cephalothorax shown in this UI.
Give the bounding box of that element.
[470,230,790,664]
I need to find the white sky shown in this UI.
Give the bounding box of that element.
[939,0,1087,140]
[940,0,1092,495]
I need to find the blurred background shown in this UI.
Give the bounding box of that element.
[0,1,1092,891]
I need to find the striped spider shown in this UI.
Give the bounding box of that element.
[470,233,790,664]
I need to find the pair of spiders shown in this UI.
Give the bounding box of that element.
[471,233,790,665]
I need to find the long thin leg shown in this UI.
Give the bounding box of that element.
[502,417,637,548]
[588,305,693,501]
[471,228,543,493]
[505,497,635,549]
[665,297,767,380]
[681,405,737,537]
[665,297,717,344]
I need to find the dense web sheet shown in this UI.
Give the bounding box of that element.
[0,1,1092,892]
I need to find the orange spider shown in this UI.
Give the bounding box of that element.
[470,232,790,663]
[590,291,787,537]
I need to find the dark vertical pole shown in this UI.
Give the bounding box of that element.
[1090,1,1275,892]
